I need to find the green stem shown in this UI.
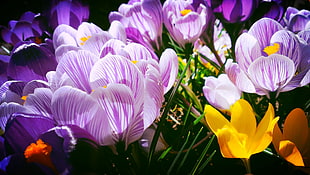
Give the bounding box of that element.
[241,158,252,175]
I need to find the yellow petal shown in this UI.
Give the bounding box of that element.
[279,140,305,167]
[248,103,277,154]
[283,108,308,152]
[230,99,256,137]
[204,105,231,135]
[217,127,251,158]
[250,117,279,155]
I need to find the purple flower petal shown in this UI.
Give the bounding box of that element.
[80,32,113,56]
[143,66,164,129]
[159,48,178,93]
[7,43,57,82]
[90,84,143,148]
[89,55,144,104]
[225,59,257,94]
[53,24,78,49]
[24,88,53,119]
[108,21,127,42]
[247,54,296,93]
[235,33,262,71]
[51,86,99,127]
[76,22,103,47]
[270,30,301,68]
[248,18,283,49]
[22,80,49,96]
[0,102,30,131]
[57,50,98,93]
[99,39,127,58]
[4,113,55,153]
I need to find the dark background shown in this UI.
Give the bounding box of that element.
[1,0,309,30]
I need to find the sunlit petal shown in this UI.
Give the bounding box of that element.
[279,140,305,166]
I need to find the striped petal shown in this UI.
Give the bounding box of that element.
[51,86,98,127]
[91,84,143,148]
[24,88,53,119]
[81,31,113,56]
[247,54,295,93]
[89,55,144,105]
[159,48,179,93]
[235,33,262,71]
[0,102,30,131]
[248,18,283,49]
[57,50,99,93]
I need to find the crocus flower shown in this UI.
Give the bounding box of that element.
[109,0,163,50]
[282,7,310,33]
[0,113,95,174]
[6,42,57,82]
[226,17,309,97]
[163,0,208,48]
[0,11,46,46]
[44,0,89,30]
[204,99,279,159]
[205,0,260,23]
[203,74,241,111]
[272,108,310,167]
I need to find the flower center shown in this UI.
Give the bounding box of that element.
[263,43,280,56]
[24,139,57,172]
[80,36,91,45]
[180,9,192,16]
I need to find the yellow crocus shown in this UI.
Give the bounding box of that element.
[272,108,310,167]
[204,99,279,159]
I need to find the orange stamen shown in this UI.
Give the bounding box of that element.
[24,139,57,173]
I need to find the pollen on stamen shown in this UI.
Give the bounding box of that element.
[21,95,28,101]
[263,43,280,56]
[80,36,91,45]
[131,60,138,64]
[180,9,192,16]
[24,139,57,172]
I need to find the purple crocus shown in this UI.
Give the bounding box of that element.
[0,113,95,174]
[226,17,309,97]
[44,0,89,30]
[0,11,46,46]
[282,7,310,33]
[205,0,260,23]
[109,0,163,50]
[7,42,57,82]
[163,0,208,48]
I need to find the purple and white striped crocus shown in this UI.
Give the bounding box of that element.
[282,7,310,33]
[37,50,173,149]
[109,0,163,50]
[226,17,309,97]
[163,0,208,48]
[52,21,126,61]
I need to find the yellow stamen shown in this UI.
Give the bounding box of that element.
[180,9,192,16]
[131,60,138,64]
[24,139,57,173]
[21,95,28,101]
[80,36,91,45]
[263,43,280,56]
[103,85,107,88]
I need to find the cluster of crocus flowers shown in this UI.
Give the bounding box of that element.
[272,108,310,167]
[205,99,279,173]
[226,17,310,98]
